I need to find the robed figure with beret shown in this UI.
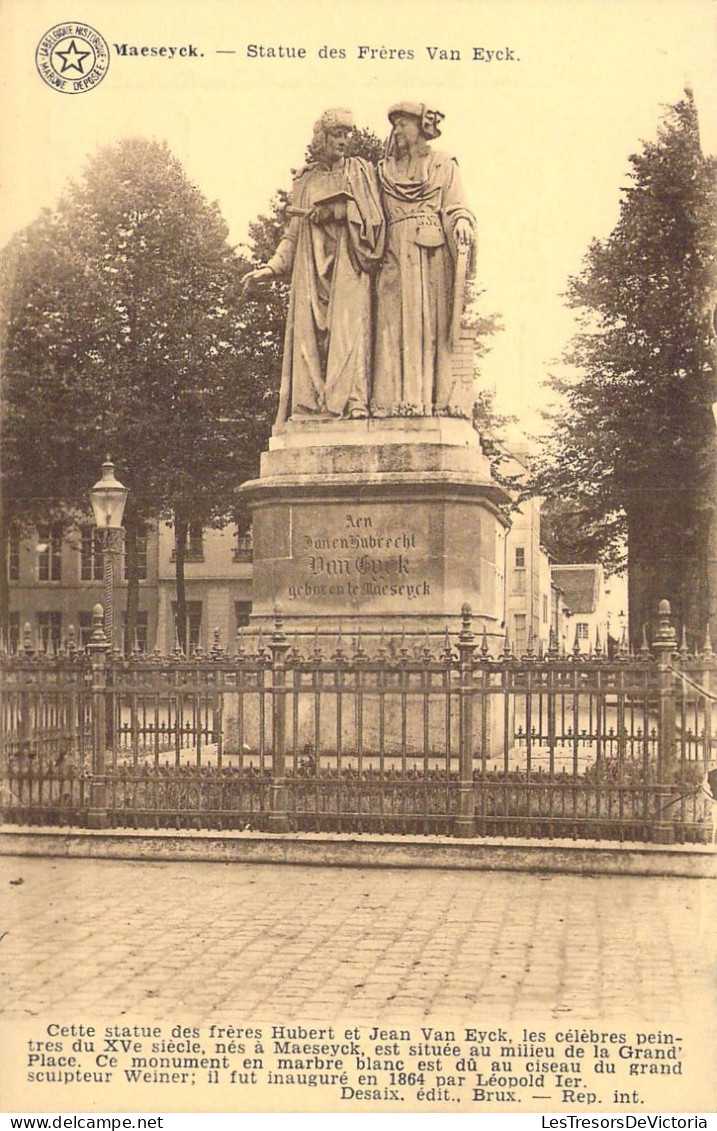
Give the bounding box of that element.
[243,108,385,422]
[371,102,476,417]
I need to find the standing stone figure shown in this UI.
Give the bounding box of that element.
[243,108,385,422]
[372,102,476,417]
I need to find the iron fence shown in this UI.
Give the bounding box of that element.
[1,602,715,842]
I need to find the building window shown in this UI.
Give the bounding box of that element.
[172,601,202,652]
[576,622,589,640]
[123,524,148,581]
[514,546,525,569]
[188,523,204,560]
[235,601,251,629]
[38,523,63,581]
[542,594,549,623]
[38,611,62,651]
[172,523,204,562]
[80,527,104,581]
[513,613,527,655]
[8,528,20,582]
[7,611,20,653]
[78,611,94,648]
[234,529,253,562]
[122,610,149,654]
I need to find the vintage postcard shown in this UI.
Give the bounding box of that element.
[0,0,715,1118]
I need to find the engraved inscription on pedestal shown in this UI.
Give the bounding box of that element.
[288,510,429,609]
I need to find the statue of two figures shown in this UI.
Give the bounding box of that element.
[242,103,476,424]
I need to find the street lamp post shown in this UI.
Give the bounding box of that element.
[90,458,129,651]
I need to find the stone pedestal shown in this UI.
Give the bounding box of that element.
[239,417,510,650]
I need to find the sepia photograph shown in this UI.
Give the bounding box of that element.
[0,0,715,1118]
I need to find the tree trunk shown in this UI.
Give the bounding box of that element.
[174,516,188,654]
[627,495,712,652]
[0,509,11,644]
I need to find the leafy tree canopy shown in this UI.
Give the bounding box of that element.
[529,91,716,642]
[1,137,255,528]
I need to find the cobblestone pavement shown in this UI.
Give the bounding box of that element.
[1,855,714,1026]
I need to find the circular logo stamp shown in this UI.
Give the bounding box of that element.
[35,22,110,94]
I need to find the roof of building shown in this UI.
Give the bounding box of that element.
[550,564,602,615]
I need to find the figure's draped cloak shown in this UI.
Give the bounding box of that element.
[373,149,475,415]
[270,157,384,423]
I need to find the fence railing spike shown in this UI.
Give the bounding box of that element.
[481,625,490,658]
[353,626,366,662]
[594,626,602,657]
[398,621,410,662]
[639,623,651,659]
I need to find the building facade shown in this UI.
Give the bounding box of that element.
[156,522,252,653]
[5,520,159,653]
[550,563,609,654]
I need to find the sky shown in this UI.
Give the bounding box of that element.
[1,0,715,442]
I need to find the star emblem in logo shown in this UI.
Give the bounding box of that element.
[54,38,92,75]
[36,22,110,94]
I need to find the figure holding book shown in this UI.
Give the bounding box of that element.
[243,108,385,421]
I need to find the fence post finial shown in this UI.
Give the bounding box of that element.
[460,603,473,640]
[88,603,108,652]
[653,599,677,657]
[211,626,224,659]
[273,603,285,640]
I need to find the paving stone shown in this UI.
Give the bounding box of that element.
[1,855,715,1028]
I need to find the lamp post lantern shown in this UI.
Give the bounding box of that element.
[90,458,128,650]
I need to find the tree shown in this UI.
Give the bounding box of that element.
[1,138,253,651]
[530,91,717,647]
